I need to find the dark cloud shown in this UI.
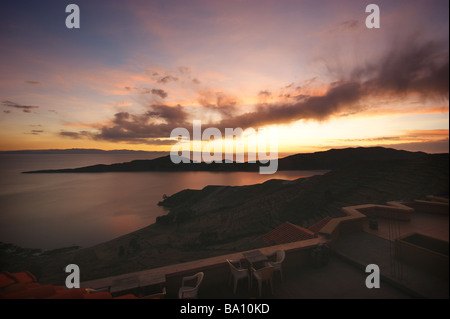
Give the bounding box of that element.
[177,66,191,75]
[147,67,202,86]
[215,80,363,130]
[178,66,202,84]
[59,131,93,139]
[197,90,238,118]
[294,94,310,101]
[158,75,178,84]
[61,102,190,144]
[214,37,448,129]
[285,83,294,89]
[125,86,168,98]
[147,104,188,124]
[2,100,39,112]
[340,20,359,30]
[151,89,168,99]
[3,110,11,114]
[327,20,361,35]
[93,105,189,143]
[25,130,44,135]
[25,81,40,85]
[258,90,271,97]
[357,37,449,99]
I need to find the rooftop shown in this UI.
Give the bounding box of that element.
[261,222,315,245]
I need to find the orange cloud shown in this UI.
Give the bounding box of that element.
[104,101,133,108]
[62,121,107,129]
[362,106,449,117]
[402,129,449,140]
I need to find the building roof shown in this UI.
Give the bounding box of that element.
[308,216,332,233]
[262,222,315,245]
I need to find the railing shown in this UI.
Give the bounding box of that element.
[81,237,327,297]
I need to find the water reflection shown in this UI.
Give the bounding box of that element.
[0,154,328,249]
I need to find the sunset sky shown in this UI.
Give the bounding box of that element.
[0,0,448,155]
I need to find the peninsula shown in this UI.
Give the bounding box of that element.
[22,147,427,173]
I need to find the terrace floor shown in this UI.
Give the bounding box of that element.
[363,211,449,242]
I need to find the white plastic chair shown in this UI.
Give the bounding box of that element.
[226,259,250,294]
[251,265,274,297]
[264,249,285,281]
[178,272,204,299]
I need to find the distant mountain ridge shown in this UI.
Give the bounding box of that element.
[277,147,428,170]
[1,148,167,155]
[22,147,428,173]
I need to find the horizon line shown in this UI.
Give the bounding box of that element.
[1,146,446,156]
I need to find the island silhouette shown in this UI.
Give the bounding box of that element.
[22,147,428,173]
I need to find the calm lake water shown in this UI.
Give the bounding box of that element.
[0,154,328,250]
